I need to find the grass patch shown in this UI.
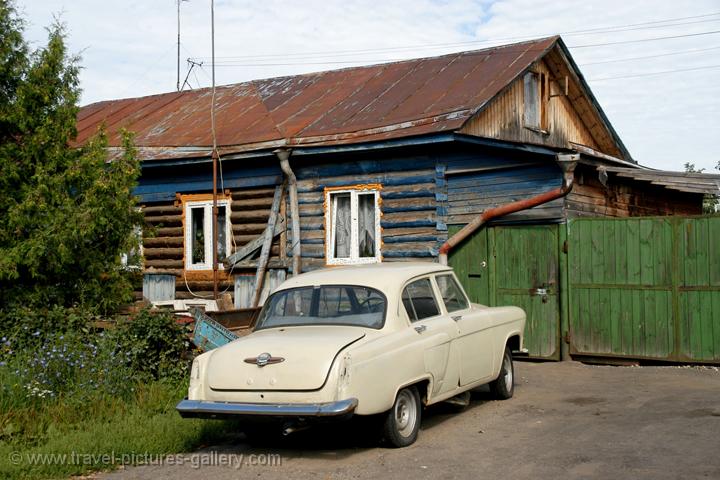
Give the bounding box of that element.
[0,380,238,479]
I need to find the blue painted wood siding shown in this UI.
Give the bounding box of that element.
[135,162,282,203]
[293,154,446,271]
[134,142,565,275]
[446,157,564,225]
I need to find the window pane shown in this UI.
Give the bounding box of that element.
[333,193,351,258]
[436,275,469,313]
[318,286,353,317]
[191,207,205,264]
[358,193,376,258]
[216,205,227,262]
[402,288,417,322]
[523,72,540,128]
[403,278,439,321]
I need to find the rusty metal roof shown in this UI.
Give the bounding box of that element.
[76,37,560,161]
[600,166,720,195]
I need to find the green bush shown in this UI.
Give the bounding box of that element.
[116,307,191,382]
[0,306,92,351]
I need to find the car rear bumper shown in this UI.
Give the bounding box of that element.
[176,397,358,419]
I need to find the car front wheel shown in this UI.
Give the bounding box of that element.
[489,347,514,399]
[382,386,421,447]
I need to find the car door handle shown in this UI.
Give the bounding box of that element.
[452,315,462,322]
[414,325,427,334]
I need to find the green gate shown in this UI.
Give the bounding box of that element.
[450,225,561,359]
[567,216,720,363]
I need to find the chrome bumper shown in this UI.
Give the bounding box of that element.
[176,397,358,419]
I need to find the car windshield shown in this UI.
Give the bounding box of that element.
[255,285,387,330]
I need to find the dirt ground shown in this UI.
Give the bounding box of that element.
[102,361,720,480]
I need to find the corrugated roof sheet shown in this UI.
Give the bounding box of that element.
[76,37,559,160]
[601,166,720,195]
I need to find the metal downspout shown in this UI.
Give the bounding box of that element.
[275,149,302,276]
[438,154,579,265]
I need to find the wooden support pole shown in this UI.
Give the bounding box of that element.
[251,183,285,308]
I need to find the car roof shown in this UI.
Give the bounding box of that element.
[276,262,453,292]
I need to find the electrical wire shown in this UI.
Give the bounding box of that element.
[196,31,720,69]
[190,11,720,63]
[579,46,720,66]
[590,64,720,81]
[571,30,720,48]
[200,46,720,69]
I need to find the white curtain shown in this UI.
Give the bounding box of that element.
[216,205,227,261]
[334,194,351,258]
[358,193,375,258]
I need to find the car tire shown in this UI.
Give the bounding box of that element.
[489,347,514,400]
[382,386,422,448]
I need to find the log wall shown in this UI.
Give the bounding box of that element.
[140,185,285,300]
[565,164,703,218]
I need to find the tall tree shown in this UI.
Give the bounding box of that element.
[0,1,142,313]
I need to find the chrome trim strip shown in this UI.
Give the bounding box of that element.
[176,397,358,418]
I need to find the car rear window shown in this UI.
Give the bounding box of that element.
[402,278,440,322]
[256,285,386,329]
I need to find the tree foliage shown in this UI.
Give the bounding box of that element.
[684,162,719,214]
[0,1,142,314]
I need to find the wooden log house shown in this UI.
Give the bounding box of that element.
[75,36,718,307]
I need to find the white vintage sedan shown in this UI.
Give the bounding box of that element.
[177,263,526,447]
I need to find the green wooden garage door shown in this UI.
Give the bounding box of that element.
[450,225,561,359]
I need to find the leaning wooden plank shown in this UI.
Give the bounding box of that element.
[223,218,286,268]
[252,183,285,307]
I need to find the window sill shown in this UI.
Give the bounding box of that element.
[326,257,382,266]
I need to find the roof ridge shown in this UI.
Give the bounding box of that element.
[80,36,560,108]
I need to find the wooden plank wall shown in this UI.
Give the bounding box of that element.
[446,157,565,225]
[140,185,285,300]
[135,161,282,204]
[459,57,616,156]
[565,165,703,218]
[292,154,446,272]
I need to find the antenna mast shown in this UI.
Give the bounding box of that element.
[211,0,219,299]
[176,1,180,90]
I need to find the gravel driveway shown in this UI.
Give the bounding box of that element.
[101,361,720,480]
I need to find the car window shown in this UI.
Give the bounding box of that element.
[256,285,386,329]
[436,274,469,313]
[402,278,440,322]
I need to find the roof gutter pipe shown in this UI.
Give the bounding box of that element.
[275,148,302,276]
[438,154,579,265]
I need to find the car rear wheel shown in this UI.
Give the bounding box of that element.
[382,386,421,447]
[489,347,514,400]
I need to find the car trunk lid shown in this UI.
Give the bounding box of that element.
[207,326,365,391]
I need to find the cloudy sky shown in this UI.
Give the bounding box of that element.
[17,0,720,171]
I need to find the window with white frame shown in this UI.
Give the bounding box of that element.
[325,187,381,265]
[184,199,231,270]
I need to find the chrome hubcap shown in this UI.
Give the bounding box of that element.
[504,354,513,391]
[394,390,417,437]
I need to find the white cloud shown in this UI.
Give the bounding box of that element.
[17,0,720,171]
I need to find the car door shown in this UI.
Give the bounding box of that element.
[435,273,496,386]
[401,277,460,397]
